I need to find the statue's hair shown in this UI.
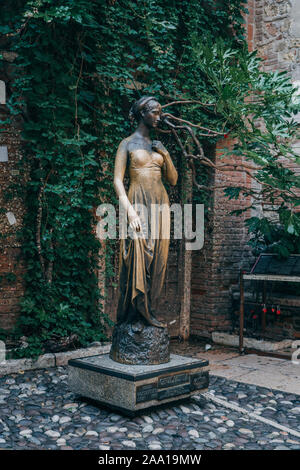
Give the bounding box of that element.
[129,96,159,124]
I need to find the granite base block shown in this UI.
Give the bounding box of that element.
[68,353,209,414]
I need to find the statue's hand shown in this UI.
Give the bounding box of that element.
[128,207,142,232]
[152,140,168,158]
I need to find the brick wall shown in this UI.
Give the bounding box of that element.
[191,144,254,338]
[0,2,299,339]
[0,54,25,329]
[255,0,300,78]
[190,0,300,340]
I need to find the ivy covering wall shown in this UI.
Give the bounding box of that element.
[0,0,249,357]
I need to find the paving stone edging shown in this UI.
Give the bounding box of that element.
[212,332,293,352]
[0,343,111,377]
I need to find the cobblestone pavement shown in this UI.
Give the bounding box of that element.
[0,366,299,450]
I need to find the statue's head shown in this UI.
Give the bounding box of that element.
[129,96,161,128]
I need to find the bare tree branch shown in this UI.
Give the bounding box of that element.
[163,112,226,136]
[162,113,299,206]
[161,100,215,109]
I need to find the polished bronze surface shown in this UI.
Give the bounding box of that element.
[110,96,178,364]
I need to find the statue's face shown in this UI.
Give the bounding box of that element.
[141,101,161,128]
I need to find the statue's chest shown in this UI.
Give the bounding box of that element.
[129,148,164,168]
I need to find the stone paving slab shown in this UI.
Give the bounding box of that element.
[207,355,300,395]
[169,342,300,396]
[224,370,300,395]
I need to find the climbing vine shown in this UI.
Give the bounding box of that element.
[1,1,298,357]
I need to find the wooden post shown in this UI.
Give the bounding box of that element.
[262,280,267,336]
[179,244,191,340]
[98,241,106,315]
[179,148,193,341]
[95,158,108,321]
[239,270,245,354]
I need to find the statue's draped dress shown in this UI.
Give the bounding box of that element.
[116,144,170,326]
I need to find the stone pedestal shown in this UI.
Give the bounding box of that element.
[68,353,209,415]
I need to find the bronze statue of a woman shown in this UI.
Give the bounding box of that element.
[109,96,178,365]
